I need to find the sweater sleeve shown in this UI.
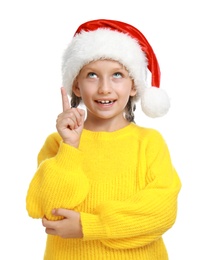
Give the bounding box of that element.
[26,133,90,220]
[80,130,181,249]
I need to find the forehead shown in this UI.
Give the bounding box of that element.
[82,59,128,71]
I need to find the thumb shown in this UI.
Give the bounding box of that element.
[77,108,86,126]
[52,208,72,218]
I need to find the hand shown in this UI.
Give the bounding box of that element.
[42,208,83,239]
[56,87,85,148]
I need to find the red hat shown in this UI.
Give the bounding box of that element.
[62,19,170,117]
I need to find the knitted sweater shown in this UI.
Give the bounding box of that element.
[26,123,181,260]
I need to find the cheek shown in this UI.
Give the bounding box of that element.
[80,88,93,96]
[79,88,95,102]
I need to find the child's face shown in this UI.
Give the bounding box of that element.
[73,59,136,121]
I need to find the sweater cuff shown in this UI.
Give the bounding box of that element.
[80,212,108,240]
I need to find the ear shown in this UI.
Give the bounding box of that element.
[130,84,137,97]
[72,79,81,97]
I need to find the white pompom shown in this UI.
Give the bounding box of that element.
[141,87,170,118]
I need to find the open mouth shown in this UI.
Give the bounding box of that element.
[96,100,116,104]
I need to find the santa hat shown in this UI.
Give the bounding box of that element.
[62,19,170,118]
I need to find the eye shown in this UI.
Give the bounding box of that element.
[113,72,123,79]
[87,72,97,78]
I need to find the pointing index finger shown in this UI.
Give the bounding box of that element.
[61,87,70,111]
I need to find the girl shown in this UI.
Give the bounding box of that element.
[26,19,181,260]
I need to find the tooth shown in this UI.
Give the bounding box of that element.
[98,100,113,104]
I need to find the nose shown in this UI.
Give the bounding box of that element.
[98,78,112,94]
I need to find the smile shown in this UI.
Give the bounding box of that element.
[96,100,116,104]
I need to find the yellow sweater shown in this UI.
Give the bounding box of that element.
[26,123,181,260]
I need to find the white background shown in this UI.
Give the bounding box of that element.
[1,0,211,259]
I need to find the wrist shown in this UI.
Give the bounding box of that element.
[63,140,79,148]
